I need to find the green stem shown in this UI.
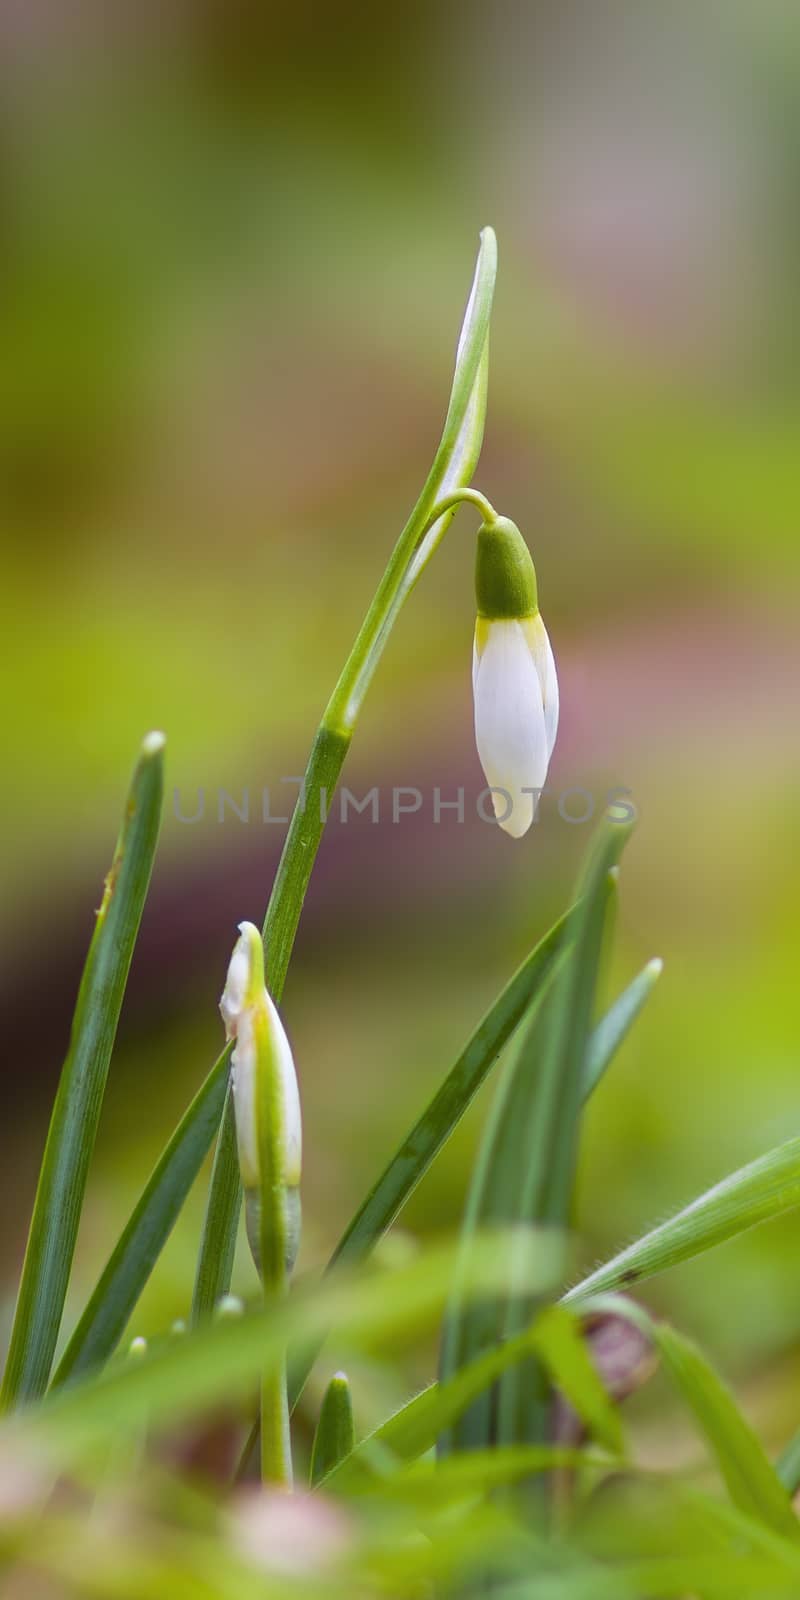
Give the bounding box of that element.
[323,488,497,739]
[191,227,497,1313]
[261,725,352,994]
[190,728,348,1320]
[254,988,293,1485]
[261,484,497,987]
[261,1361,292,1488]
[430,487,498,528]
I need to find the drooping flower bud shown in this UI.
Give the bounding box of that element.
[472,516,559,839]
[220,922,302,1280]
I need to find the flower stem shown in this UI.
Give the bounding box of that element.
[191,228,498,1318]
[431,487,498,527]
[261,724,351,994]
[254,1001,293,1486]
[261,1361,293,1488]
[262,484,497,986]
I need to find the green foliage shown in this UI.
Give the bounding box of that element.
[310,1373,355,1486]
[190,1075,240,1323]
[6,1234,547,1466]
[531,1305,623,1457]
[189,227,497,1329]
[565,1135,800,1305]
[653,1321,797,1538]
[325,1304,623,1491]
[1,231,799,1600]
[1,733,164,1409]
[53,1044,230,1384]
[582,1295,798,1538]
[327,907,569,1275]
[440,828,630,1456]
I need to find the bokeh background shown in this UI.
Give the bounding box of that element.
[1,1,799,1458]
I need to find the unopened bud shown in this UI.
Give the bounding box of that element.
[220,922,302,1280]
[472,517,559,839]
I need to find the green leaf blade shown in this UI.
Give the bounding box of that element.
[5,1231,542,1466]
[327,1304,626,1492]
[582,957,662,1100]
[328,1318,551,1487]
[565,1135,800,1306]
[441,823,632,1458]
[190,1075,240,1324]
[518,834,632,1234]
[654,1322,798,1539]
[2,733,165,1409]
[583,1296,799,1542]
[52,1046,230,1386]
[310,1372,355,1486]
[330,907,569,1274]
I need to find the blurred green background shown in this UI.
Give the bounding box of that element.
[1,1,799,1456]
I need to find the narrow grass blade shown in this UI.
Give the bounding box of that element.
[327,1303,624,1491]
[582,957,662,1099]
[1,733,165,1410]
[498,834,631,1453]
[51,1045,230,1386]
[585,1295,799,1541]
[330,908,569,1272]
[190,1075,240,1324]
[441,824,632,1457]
[512,832,632,1238]
[437,993,557,1455]
[565,1135,800,1306]
[328,1319,551,1486]
[361,1444,598,1507]
[674,1482,800,1581]
[653,1322,799,1539]
[310,1373,355,1486]
[5,1232,542,1465]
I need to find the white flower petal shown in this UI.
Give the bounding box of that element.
[222,924,302,1191]
[542,632,559,761]
[265,992,303,1186]
[473,619,549,838]
[219,930,252,1040]
[522,613,559,763]
[232,1008,259,1188]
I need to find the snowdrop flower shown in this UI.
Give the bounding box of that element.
[472,515,559,839]
[220,922,301,1277]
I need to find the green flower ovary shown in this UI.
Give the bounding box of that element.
[474,516,538,620]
